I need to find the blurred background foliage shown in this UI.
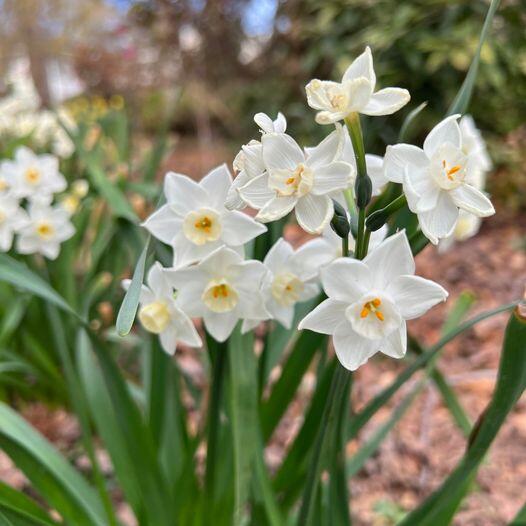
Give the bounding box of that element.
[0,0,525,208]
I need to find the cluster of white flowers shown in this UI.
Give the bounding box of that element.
[0,62,75,158]
[131,47,494,370]
[0,147,78,259]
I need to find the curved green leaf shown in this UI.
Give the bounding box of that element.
[0,403,106,525]
[0,482,57,526]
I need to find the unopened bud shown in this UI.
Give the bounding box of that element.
[355,175,372,209]
[330,200,350,239]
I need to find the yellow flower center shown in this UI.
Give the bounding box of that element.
[183,209,222,245]
[271,272,304,307]
[0,179,9,191]
[434,158,465,190]
[138,301,171,334]
[360,297,384,321]
[25,167,41,185]
[202,279,238,313]
[271,163,314,197]
[36,221,54,239]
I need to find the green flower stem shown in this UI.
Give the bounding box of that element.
[203,335,227,523]
[345,113,371,259]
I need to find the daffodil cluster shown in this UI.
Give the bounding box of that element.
[132,47,495,370]
[0,147,81,259]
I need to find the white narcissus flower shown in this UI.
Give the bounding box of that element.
[226,112,287,211]
[165,246,270,342]
[122,262,202,355]
[16,202,75,260]
[142,164,267,268]
[1,147,66,203]
[383,115,495,245]
[299,231,448,371]
[459,115,492,176]
[238,132,355,234]
[0,193,27,251]
[242,238,321,331]
[305,47,410,125]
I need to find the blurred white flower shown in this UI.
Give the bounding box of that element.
[384,115,495,244]
[122,262,202,354]
[305,47,410,125]
[0,193,27,251]
[299,231,447,371]
[238,132,354,234]
[165,246,269,342]
[1,147,66,204]
[226,112,287,210]
[16,202,74,260]
[242,238,320,331]
[460,115,492,176]
[143,165,267,268]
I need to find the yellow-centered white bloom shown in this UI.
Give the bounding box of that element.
[226,112,287,210]
[439,116,492,251]
[0,193,28,251]
[0,147,66,204]
[305,47,410,125]
[165,246,269,342]
[383,115,495,245]
[16,202,74,260]
[122,262,201,354]
[299,232,448,371]
[238,131,355,234]
[242,238,320,332]
[142,164,267,268]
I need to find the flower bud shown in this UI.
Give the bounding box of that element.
[330,200,350,239]
[355,174,372,209]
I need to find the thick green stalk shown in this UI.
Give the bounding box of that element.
[366,195,407,232]
[203,336,227,523]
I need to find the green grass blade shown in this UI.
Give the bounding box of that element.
[510,501,526,525]
[398,306,526,526]
[0,403,106,525]
[261,330,326,441]
[116,237,150,336]
[398,101,428,142]
[0,482,58,525]
[447,0,501,115]
[0,255,82,323]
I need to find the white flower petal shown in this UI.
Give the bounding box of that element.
[121,280,155,305]
[295,194,332,234]
[291,237,336,280]
[159,327,178,355]
[225,170,250,210]
[142,205,182,245]
[199,246,244,278]
[263,238,294,274]
[321,258,372,302]
[254,112,275,133]
[403,170,439,213]
[174,308,203,347]
[383,144,429,184]
[298,299,348,334]
[450,184,495,217]
[305,80,337,111]
[380,322,407,359]
[203,310,238,342]
[306,125,345,168]
[311,162,353,195]
[365,154,387,194]
[423,114,461,157]
[387,275,448,320]
[273,112,287,133]
[200,164,232,209]
[238,173,275,209]
[418,192,459,244]
[362,88,410,116]
[262,133,304,172]
[147,262,171,298]
[272,303,295,329]
[221,210,267,246]
[333,322,378,371]
[344,77,374,113]
[256,195,296,223]
[342,46,376,89]
[163,172,208,213]
[364,231,415,288]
